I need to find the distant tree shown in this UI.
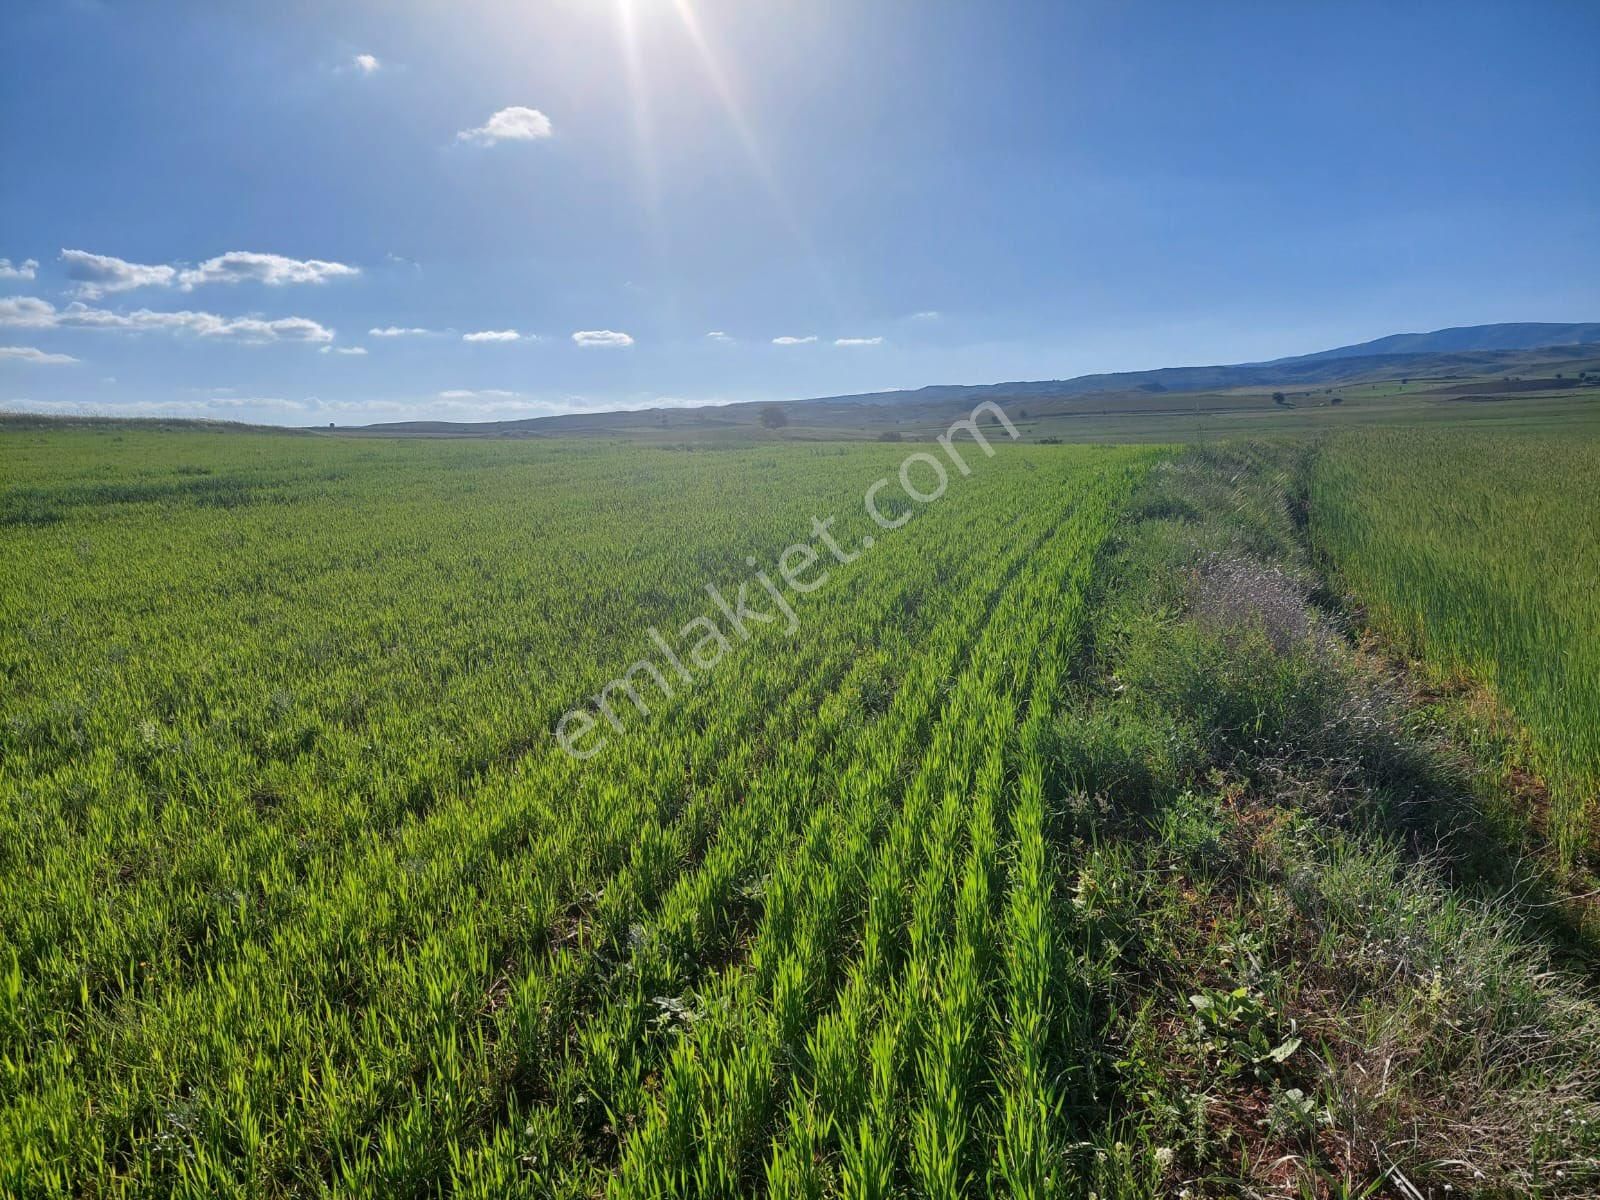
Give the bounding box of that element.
[1271,391,1287,406]
[1330,395,1344,405]
[1018,409,1029,419]
[758,404,789,429]
[877,430,903,442]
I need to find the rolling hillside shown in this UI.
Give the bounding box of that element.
[340,324,1600,440]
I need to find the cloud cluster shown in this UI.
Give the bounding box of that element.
[202,396,321,414]
[0,258,39,281]
[177,251,360,290]
[0,345,79,365]
[456,107,553,146]
[0,298,56,327]
[572,329,633,348]
[463,329,524,343]
[59,248,359,298]
[60,250,176,298]
[369,326,431,337]
[438,388,520,400]
[353,53,380,74]
[0,388,738,425]
[0,296,333,343]
[1,395,322,419]
[713,330,890,347]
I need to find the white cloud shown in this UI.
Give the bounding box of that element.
[0,297,60,327]
[456,106,553,146]
[0,258,38,281]
[369,325,431,337]
[910,310,941,320]
[772,335,817,345]
[572,329,634,348]
[0,296,334,343]
[353,53,380,74]
[203,396,316,413]
[60,249,177,298]
[0,395,317,419]
[438,388,520,400]
[834,336,884,346]
[0,345,79,365]
[177,251,359,290]
[463,329,523,343]
[1,387,748,426]
[319,345,368,355]
[60,248,358,296]
[407,391,678,419]
[706,330,733,343]
[1,398,111,416]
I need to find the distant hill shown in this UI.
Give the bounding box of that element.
[802,324,1600,409]
[1270,322,1600,364]
[337,321,1598,436]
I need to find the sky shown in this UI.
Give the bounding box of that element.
[2,0,1597,426]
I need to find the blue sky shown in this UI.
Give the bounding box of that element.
[2,0,1597,425]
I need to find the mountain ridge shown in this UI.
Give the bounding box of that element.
[1267,321,1600,364]
[803,322,1600,408]
[342,321,1600,433]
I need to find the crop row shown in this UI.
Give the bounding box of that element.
[0,430,1157,1195]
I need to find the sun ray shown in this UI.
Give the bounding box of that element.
[617,0,671,272]
[670,0,839,312]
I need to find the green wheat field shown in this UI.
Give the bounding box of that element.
[2,422,1599,1198]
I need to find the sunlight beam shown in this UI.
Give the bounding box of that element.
[670,0,839,311]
